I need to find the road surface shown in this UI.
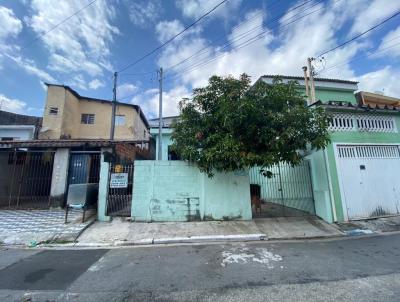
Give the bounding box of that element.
[1,233,400,301]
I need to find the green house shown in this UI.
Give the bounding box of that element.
[148,75,400,223]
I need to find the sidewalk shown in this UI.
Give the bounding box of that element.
[0,209,95,246]
[76,216,344,247]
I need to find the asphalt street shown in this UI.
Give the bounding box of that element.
[1,233,400,301]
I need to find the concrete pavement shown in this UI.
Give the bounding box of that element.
[76,216,343,247]
[1,233,400,301]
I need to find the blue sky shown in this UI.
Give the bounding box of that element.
[0,0,399,119]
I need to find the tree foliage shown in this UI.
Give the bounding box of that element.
[171,74,330,176]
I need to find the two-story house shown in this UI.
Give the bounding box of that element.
[39,83,149,140]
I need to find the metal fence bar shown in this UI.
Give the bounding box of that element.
[0,150,55,209]
[106,163,134,217]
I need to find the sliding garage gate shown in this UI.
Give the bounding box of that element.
[335,144,400,220]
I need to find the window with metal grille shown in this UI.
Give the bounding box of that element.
[81,114,95,124]
[329,113,397,133]
[49,107,58,115]
[328,113,354,132]
[356,115,396,133]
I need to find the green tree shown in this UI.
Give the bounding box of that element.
[171,74,330,176]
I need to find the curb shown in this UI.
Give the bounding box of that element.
[104,234,267,247]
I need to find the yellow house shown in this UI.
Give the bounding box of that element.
[39,84,149,140]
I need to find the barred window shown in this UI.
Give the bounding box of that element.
[81,114,95,124]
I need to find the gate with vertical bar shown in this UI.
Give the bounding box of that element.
[106,162,134,216]
[0,150,55,209]
[249,161,315,217]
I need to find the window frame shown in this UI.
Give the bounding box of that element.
[81,113,95,125]
[49,107,59,115]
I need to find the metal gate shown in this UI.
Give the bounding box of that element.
[106,163,134,216]
[335,144,400,220]
[0,150,55,209]
[249,161,315,217]
[68,153,101,185]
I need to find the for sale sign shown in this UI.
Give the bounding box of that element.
[110,173,128,188]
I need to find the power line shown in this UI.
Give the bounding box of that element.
[117,0,230,73]
[21,0,98,50]
[316,9,400,58]
[164,0,332,81]
[318,35,400,75]
[165,0,316,72]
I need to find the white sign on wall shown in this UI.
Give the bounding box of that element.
[110,173,128,188]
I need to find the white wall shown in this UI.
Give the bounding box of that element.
[0,126,35,140]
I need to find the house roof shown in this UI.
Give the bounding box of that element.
[312,100,400,113]
[0,110,42,126]
[45,83,149,128]
[261,75,359,85]
[0,139,150,149]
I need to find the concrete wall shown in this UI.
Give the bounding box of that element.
[50,148,70,207]
[40,85,66,139]
[131,161,252,222]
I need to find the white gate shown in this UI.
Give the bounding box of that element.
[335,144,400,220]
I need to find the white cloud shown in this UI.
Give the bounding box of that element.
[156,20,185,43]
[349,0,400,36]
[5,54,56,83]
[357,66,400,98]
[0,6,23,66]
[68,75,88,90]
[0,6,22,40]
[88,79,105,90]
[128,0,161,27]
[118,83,138,98]
[175,0,242,22]
[376,26,400,59]
[0,94,27,114]
[26,0,119,77]
[131,86,190,118]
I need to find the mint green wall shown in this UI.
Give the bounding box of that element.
[306,150,334,223]
[131,161,252,222]
[296,87,357,104]
[315,88,357,104]
[150,128,172,160]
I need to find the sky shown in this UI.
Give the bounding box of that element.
[0,0,399,119]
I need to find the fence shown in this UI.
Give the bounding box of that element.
[106,163,134,216]
[249,161,315,216]
[0,150,55,209]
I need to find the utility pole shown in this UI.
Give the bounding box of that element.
[302,66,311,104]
[307,58,316,103]
[110,71,118,140]
[158,67,163,161]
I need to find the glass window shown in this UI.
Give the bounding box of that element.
[168,145,180,160]
[115,115,125,126]
[81,114,95,124]
[49,107,58,115]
